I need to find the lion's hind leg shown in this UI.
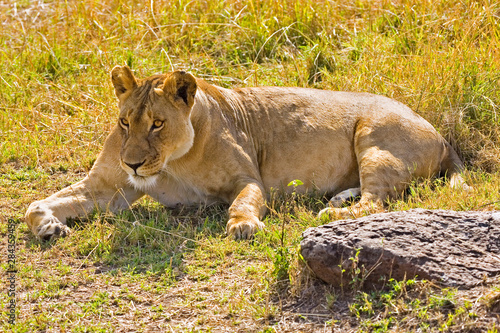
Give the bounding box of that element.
[318,145,412,220]
[318,192,384,220]
[328,187,361,208]
[317,187,362,218]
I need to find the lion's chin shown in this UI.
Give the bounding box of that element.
[127,174,159,192]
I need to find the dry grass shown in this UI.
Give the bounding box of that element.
[1,0,500,332]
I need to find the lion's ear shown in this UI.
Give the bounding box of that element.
[161,71,197,109]
[111,65,137,99]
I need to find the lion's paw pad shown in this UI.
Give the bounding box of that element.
[227,218,265,240]
[37,219,70,241]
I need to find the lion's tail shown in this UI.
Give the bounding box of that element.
[440,141,470,190]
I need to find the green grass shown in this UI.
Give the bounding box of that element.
[1,0,500,331]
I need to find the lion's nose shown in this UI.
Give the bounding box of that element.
[125,160,145,173]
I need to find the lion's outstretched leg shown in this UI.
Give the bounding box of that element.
[25,176,143,240]
[226,180,266,240]
[25,130,144,240]
[25,183,86,240]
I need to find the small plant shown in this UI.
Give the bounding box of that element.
[272,180,304,286]
[347,247,367,292]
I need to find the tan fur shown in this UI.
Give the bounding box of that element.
[25,66,467,240]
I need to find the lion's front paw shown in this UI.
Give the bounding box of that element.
[36,217,71,241]
[226,216,265,240]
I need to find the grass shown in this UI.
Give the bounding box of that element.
[1,0,500,331]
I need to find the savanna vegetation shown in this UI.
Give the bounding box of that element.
[1,0,499,331]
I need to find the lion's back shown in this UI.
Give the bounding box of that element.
[226,87,440,194]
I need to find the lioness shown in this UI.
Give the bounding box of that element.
[25,66,467,240]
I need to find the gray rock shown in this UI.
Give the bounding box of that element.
[301,209,500,289]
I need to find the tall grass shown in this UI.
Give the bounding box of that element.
[1,0,499,170]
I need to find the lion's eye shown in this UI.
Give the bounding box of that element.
[152,120,164,131]
[120,118,129,128]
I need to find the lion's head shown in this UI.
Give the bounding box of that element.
[111,66,197,190]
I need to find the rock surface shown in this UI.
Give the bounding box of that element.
[301,209,500,289]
